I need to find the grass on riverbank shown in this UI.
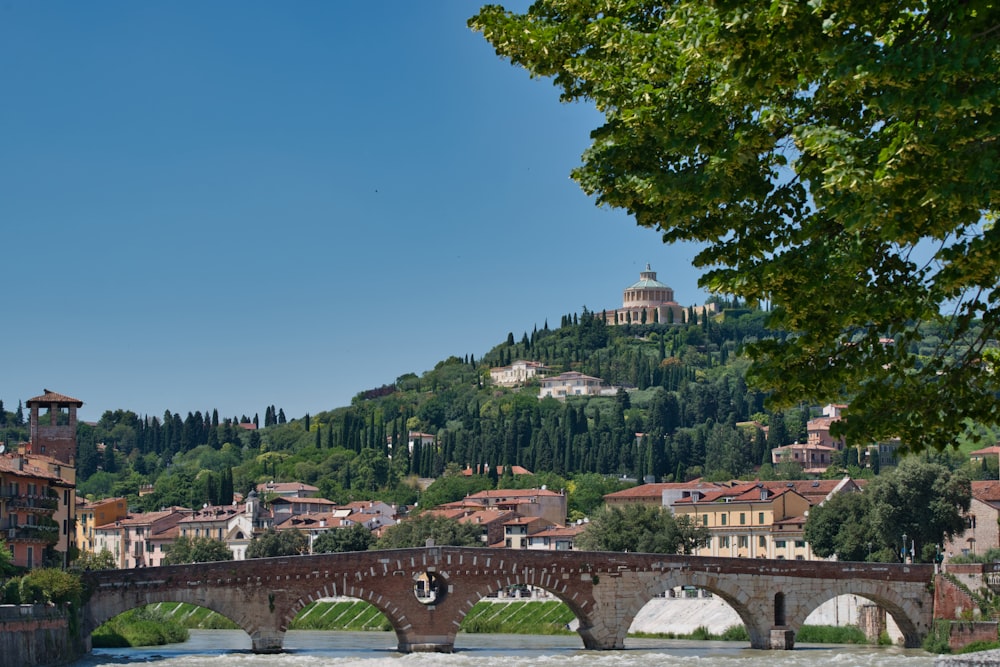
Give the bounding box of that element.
[92,607,189,648]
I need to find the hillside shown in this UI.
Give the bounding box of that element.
[15,304,976,515]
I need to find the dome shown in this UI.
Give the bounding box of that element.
[623,264,675,307]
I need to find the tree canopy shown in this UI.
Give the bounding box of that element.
[311,524,374,554]
[471,1,1000,452]
[375,513,484,549]
[575,503,708,554]
[163,536,234,565]
[804,457,971,562]
[246,528,308,559]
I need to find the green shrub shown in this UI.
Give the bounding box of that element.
[796,625,868,644]
[922,620,953,654]
[718,625,750,641]
[92,607,189,648]
[958,640,1000,654]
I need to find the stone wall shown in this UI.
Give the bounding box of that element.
[936,572,981,620]
[0,603,84,667]
[946,622,998,652]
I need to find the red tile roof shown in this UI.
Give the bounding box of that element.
[26,390,83,407]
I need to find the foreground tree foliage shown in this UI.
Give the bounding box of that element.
[471,1,1000,452]
[576,503,708,554]
[805,457,971,562]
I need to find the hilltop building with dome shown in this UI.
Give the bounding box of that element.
[601,264,716,326]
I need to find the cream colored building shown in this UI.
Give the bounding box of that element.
[601,264,717,326]
[943,480,1000,561]
[490,360,551,387]
[76,496,127,555]
[672,481,815,560]
[539,371,616,400]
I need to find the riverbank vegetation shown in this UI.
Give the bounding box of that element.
[92,607,189,648]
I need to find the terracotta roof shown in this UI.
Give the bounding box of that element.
[257,482,319,494]
[972,480,1000,503]
[462,465,534,477]
[467,488,563,499]
[270,497,335,507]
[26,390,83,407]
[0,453,71,483]
[603,480,720,500]
[674,481,800,506]
[532,524,586,537]
[180,505,245,522]
[279,512,352,530]
[96,508,190,531]
[970,445,1000,456]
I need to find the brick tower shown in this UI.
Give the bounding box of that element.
[26,389,83,465]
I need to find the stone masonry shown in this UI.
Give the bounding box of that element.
[81,547,935,654]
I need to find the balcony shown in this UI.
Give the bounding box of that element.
[5,525,59,544]
[4,495,59,513]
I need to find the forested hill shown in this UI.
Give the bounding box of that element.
[8,305,816,511]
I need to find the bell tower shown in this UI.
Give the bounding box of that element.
[26,389,83,465]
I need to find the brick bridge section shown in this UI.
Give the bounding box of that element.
[81,547,934,653]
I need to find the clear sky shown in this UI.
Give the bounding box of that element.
[1,2,708,424]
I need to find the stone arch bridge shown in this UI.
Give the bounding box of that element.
[81,547,934,653]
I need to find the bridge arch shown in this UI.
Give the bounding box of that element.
[445,566,599,649]
[784,580,930,648]
[82,590,260,650]
[607,571,769,649]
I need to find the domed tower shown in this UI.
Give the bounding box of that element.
[624,264,675,307]
[606,264,684,325]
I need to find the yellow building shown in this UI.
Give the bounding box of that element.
[76,496,128,555]
[672,481,814,560]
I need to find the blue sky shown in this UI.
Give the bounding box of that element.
[1,2,708,424]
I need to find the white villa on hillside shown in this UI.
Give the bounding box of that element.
[539,371,617,400]
[490,360,551,387]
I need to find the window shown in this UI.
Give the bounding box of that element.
[775,540,786,548]
[720,514,727,526]
[721,536,730,548]
[759,536,767,548]
[739,513,746,525]
[738,536,748,548]
[795,540,806,548]
[702,514,708,526]
[758,512,765,524]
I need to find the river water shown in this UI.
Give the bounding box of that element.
[71,630,938,667]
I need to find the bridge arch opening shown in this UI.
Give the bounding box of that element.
[796,590,911,646]
[287,596,393,634]
[628,584,747,642]
[89,601,247,650]
[451,580,590,651]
